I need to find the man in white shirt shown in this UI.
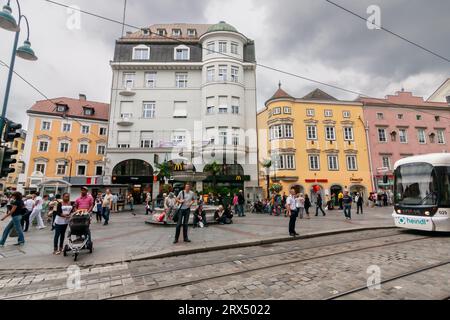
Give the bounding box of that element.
[29,193,46,230]
[22,195,35,232]
[286,188,299,237]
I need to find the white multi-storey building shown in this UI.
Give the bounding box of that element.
[106,22,259,199]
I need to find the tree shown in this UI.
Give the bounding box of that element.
[204,161,222,190]
[155,161,171,180]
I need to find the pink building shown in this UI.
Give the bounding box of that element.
[361,90,450,192]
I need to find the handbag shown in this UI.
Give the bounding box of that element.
[172,191,185,223]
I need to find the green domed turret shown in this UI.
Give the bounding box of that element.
[207,21,238,33]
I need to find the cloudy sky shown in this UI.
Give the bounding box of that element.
[0,0,449,129]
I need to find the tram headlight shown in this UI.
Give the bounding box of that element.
[424,211,430,216]
[397,209,402,214]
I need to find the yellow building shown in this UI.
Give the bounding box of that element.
[22,95,109,192]
[257,86,373,202]
[0,129,26,193]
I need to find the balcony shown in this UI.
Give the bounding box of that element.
[119,88,136,97]
[117,114,134,126]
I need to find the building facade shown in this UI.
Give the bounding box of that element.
[0,129,26,193]
[22,95,109,194]
[428,78,450,103]
[105,22,259,199]
[257,86,372,202]
[361,90,450,192]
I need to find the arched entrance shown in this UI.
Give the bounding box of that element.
[309,184,325,205]
[112,159,154,204]
[291,184,305,194]
[350,185,366,198]
[330,185,343,206]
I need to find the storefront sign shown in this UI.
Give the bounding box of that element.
[305,179,328,183]
[350,178,364,183]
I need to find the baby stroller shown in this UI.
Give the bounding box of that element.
[63,213,93,261]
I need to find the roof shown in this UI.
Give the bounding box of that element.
[206,21,238,33]
[301,88,338,101]
[122,23,212,42]
[427,78,450,102]
[394,153,450,169]
[265,84,294,105]
[360,90,448,108]
[27,97,110,121]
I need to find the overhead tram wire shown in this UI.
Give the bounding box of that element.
[6,0,450,123]
[324,0,450,64]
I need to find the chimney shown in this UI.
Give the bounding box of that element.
[446,95,450,104]
[79,94,87,101]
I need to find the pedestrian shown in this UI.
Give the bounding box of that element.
[0,192,26,247]
[22,194,34,232]
[74,187,94,240]
[214,205,227,224]
[355,192,364,215]
[173,184,196,244]
[232,193,239,217]
[29,193,46,230]
[53,193,72,255]
[238,190,246,217]
[296,193,307,219]
[127,193,135,214]
[163,193,175,222]
[145,192,152,215]
[338,191,344,210]
[343,191,353,220]
[315,194,326,217]
[193,201,208,228]
[112,193,118,212]
[41,195,50,224]
[304,194,311,216]
[102,189,113,225]
[93,193,103,223]
[286,188,299,237]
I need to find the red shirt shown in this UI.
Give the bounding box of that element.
[75,194,94,211]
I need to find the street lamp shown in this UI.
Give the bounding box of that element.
[0,0,38,135]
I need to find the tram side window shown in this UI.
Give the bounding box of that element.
[441,167,450,206]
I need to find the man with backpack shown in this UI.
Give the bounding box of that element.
[173,184,196,244]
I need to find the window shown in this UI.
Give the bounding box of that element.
[175,73,188,88]
[231,42,238,54]
[173,101,187,118]
[231,97,240,115]
[397,114,404,120]
[187,29,196,37]
[377,113,384,120]
[120,101,133,118]
[416,115,422,121]
[132,46,150,60]
[378,128,387,142]
[218,96,228,114]
[437,129,445,144]
[77,165,86,176]
[309,155,320,171]
[206,42,215,54]
[117,131,130,148]
[382,156,391,170]
[83,108,94,116]
[270,124,294,140]
[95,166,103,176]
[272,107,281,115]
[145,72,156,88]
[230,66,239,83]
[307,125,317,140]
[140,131,154,148]
[324,110,333,117]
[232,128,240,146]
[123,73,135,89]
[99,127,107,136]
[62,123,71,132]
[56,164,66,176]
[343,111,351,118]
[343,127,354,141]
[79,144,88,154]
[274,154,296,170]
[283,107,291,114]
[306,109,315,117]
[417,129,426,144]
[157,29,166,36]
[219,127,228,145]
[207,66,215,82]
[218,41,227,53]
[97,145,106,155]
[399,129,408,143]
[142,102,156,119]
[325,126,336,141]
[435,116,440,122]
[284,124,293,138]
[206,97,215,114]
[172,131,186,145]
[117,144,130,149]
[172,29,181,36]
[38,141,49,152]
[59,142,69,153]
[35,163,46,174]
[205,127,216,144]
[81,125,90,134]
[218,65,227,81]
[56,104,67,112]
[41,121,51,131]
[328,155,339,171]
[175,47,189,60]
[347,155,358,171]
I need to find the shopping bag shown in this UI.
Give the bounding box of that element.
[158,212,166,222]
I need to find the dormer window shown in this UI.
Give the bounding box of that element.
[157,29,166,36]
[142,28,150,35]
[174,45,190,60]
[187,29,196,37]
[172,29,182,37]
[83,107,94,116]
[56,104,68,113]
[132,45,150,60]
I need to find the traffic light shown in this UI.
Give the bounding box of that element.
[3,120,22,143]
[0,146,18,178]
[383,175,389,184]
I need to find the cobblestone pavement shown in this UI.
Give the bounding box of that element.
[0,229,449,300]
[0,205,394,269]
